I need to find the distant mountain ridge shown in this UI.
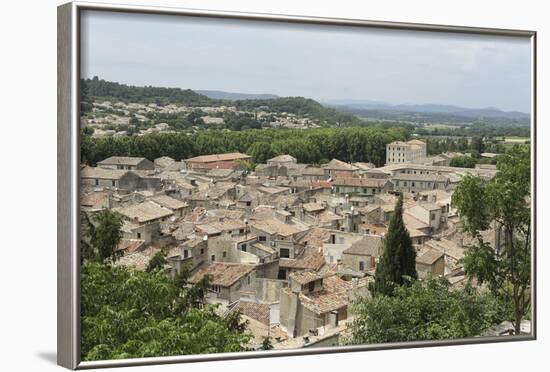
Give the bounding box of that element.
[325,101,530,121]
[196,90,279,100]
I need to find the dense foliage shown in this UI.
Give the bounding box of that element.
[81,77,218,108]
[81,210,124,263]
[81,127,410,166]
[449,156,478,168]
[349,278,503,344]
[81,263,251,361]
[370,195,417,296]
[452,147,531,335]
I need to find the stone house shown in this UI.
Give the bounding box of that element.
[81,166,140,189]
[301,167,325,181]
[184,152,251,170]
[391,173,450,194]
[279,273,352,337]
[416,249,445,278]
[97,156,155,171]
[116,201,174,243]
[80,191,110,211]
[267,154,298,167]
[167,238,208,276]
[406,202,446,232]
[322,159,359,180]
[341,235,384,275]
[150,194,188,218]
[322,231,364,264]
[189,262,257,302]
[331,178,393,197]
[249,217,309,259]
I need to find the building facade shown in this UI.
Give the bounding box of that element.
[386,139,427,164]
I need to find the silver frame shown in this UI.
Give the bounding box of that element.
[57,1,537,369]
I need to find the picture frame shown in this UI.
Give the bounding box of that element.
[58,1,537,369]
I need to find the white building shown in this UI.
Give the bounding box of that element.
[386,139,427,164]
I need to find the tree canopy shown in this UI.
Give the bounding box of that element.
[81,126,409,167]
[81,262,251,361]
[452,147,531,334]
[349,277,503,344]
[81,210,124,263]
[449,155,478,168]
[370,195,417,296]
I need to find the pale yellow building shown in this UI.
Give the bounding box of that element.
[386,139,427,164]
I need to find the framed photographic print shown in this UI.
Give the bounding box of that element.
[57,1,536,369]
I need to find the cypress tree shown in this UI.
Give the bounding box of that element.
[371,194,417,296]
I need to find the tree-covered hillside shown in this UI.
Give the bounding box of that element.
[234,97,360,125]
[81,77,360,126]
[81,77,218,107]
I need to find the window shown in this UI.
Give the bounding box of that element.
[431,213,436,221]
[137,233,141,239]
[278,269,286,280]
[241,244,247,252]
[411,182,415,187]
[211,255,215,261]
[259,236,266,242]
[359,261,365,271]
[246,201,251,206]
[280,248,290,258]
[112,180,116,187]
[95,179,99,186]
[222,251,227,258]
[200,248,204,255]
[239,229,244,234]
[404,181,408,186]
[308,281,315,292]
[183,249,189,258]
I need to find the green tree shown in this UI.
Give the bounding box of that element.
[349,277,502,344]
[370,195,417,296]
[81,210,124,262]
[449,155,477,168]
[452,148,531,335]
[145,250,168,272]
[470,136,485,153]
[247,142,274,164]
[81,262,251,360]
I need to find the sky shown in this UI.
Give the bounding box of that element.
[81,10,532,113]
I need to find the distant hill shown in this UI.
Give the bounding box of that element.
[196,90,279,101]
[329,101,530,122]
[80,77,360,125]
[81,77,218,107]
